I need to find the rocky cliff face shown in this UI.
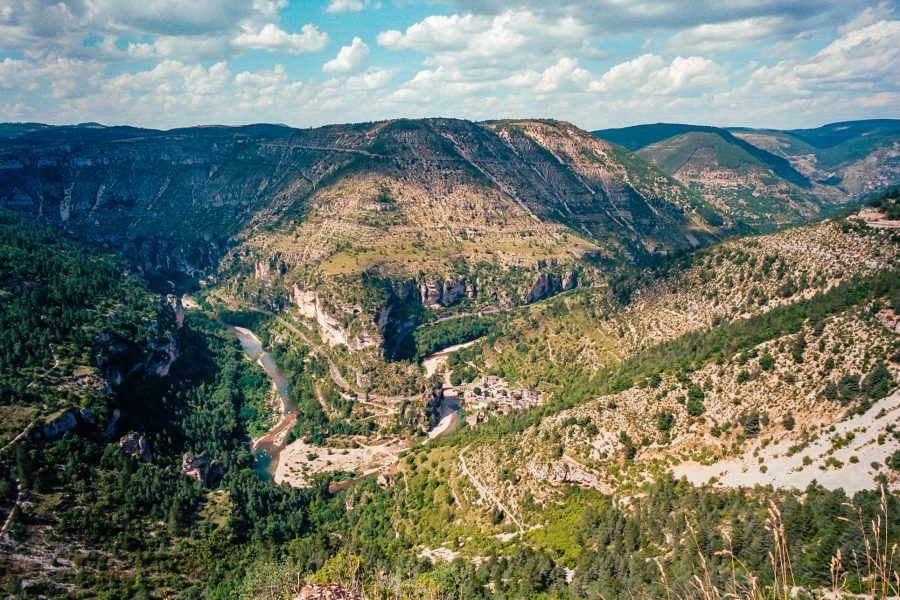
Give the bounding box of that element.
[525,270,577,303]
[419,279,475,308]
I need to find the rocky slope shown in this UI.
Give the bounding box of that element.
[424,205,898,529]
[0,208,180,446]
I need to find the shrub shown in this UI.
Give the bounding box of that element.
[656,410,675,433]
[742,412,761,437]
[782,413,795,431]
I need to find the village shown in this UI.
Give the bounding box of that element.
[461,374,547,427]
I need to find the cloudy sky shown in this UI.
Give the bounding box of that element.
[1,0,898,130]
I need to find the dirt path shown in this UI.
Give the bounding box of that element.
[459,447,524,533]
[0,478,21,542]
[0,424,33,456]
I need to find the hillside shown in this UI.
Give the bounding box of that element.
[0,119,719,369]
[0,128,897,598]
[731,119,900,196]
[0,208,179,447]
[595,120,899,228]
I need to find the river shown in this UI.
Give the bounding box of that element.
[227,319,475,484]
[228,326,296,480]
[422,339,480,441]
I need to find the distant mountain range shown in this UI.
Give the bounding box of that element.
[595,119,899,227]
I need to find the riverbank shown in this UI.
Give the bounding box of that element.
[225,324,296,478]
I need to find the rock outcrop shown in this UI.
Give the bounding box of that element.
[31,408,94,442]
[525,270,577,303]
[292,286,376,351]
[119,432,153,463]
[181,451,223,487]
[419,279,475,308]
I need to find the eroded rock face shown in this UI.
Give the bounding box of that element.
[166,294,184,329]
[419,279,474,308]
[420,280,443,307]
[293,286,317,319]
[525,270,577,303]
[292,286,382,351]
[119,432,153,463]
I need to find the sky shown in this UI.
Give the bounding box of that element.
[0,0,898,131]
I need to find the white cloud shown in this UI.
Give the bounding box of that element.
[734,19,900,101]
[125,42,156,60]
[326,0,364,13]
[0,0,896,130]
[344,69,393,90]
[154,35,230,60]
[233,64,303,111]
[100,0,272,36]
[794,19,899,84]
[639,56,728,95]
[589,54,665,93]
[666,17,789,53]
[232,23,328,54]
[505,57,590,93]
[323,37,370,74]
[589,54,727,97]
[838,1,894,34]
[377,10,592,69]
[435,0,858,38]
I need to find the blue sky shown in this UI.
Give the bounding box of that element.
[0,0,897,130]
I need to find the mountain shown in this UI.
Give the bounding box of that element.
[0,118,897,598]
[730,119,900,194]
[0,118,721,387]
[3,192,896,598]
[594,120,900,227]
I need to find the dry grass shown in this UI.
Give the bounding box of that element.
[666,486,899,600]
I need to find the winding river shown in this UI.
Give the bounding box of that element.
[228,326,296,480]
[228,321,475,483]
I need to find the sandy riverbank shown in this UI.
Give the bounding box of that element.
[274,437,408,487]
